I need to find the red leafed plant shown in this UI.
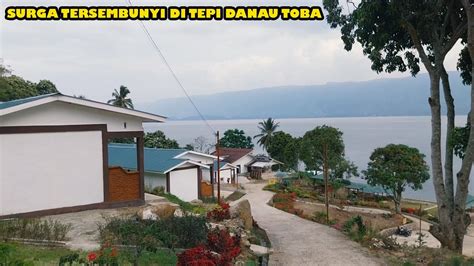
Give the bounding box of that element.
[177,228,241,266]
[207,202,231,222]
[177,245,216,266]
[87,252,97,262]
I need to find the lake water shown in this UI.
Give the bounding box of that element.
[145,116,472,202]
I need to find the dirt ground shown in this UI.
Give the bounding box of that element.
[294,201,404,231]
[43,194,165,251]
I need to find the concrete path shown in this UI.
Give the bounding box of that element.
[240,181,382,266]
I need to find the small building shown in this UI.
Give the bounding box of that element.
[213,161,239,184]
[108,144,217,201]
[247,155,283,179]
[0,93,165,218]
[212,148,254,174]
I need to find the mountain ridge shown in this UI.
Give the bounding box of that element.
[139,72,471,120]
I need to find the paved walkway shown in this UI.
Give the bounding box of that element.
[239,182,382,266]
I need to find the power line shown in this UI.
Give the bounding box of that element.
[126,0,216,136]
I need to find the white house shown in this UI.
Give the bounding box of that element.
[213,161,238,184]
[0,93,165,218]
[212,148,254,174]
[108,144,217,201]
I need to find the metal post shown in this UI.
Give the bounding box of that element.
[324,143,329,224]
[216,131,221,204]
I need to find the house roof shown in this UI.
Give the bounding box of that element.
[108,143,208,174]
[213,161,238,170]
[212,148,253,163]
[0,93,166,122]
[174,150,217,160]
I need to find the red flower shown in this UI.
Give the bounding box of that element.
[87,252,97,262]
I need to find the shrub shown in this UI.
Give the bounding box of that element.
[207,202,230,222]
[178,229,241,266]
[99,215,209,251]
[0,243,27,265]
[177,245,215,266]
[343,215,367,241]
[0,219,71,241]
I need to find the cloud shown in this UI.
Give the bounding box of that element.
[0,0,465,104]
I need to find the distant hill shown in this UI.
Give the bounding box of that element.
[139,73,471,120]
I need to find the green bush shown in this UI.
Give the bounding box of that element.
[0,219,71,241]
[343,215,367,241]
[99,215,209,251]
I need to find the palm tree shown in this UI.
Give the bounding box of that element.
[254,118,280,150]
[107,85,134,109]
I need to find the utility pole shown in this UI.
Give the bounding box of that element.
[323,143,329,224]
[216,131,221,204]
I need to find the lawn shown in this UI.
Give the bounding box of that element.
[0,242,178,265]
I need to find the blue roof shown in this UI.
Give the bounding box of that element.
[309,175,387,194]
[213,161,233,170]
[108,143,188,173]
[0,93,59,110]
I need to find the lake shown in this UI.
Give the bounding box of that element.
[145,116,472,202]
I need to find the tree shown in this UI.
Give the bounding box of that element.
[363,144,430,214]
[2,75,37,101]
[0,61,11,77]
[107,85,134,109]
[254,118,280,150]
[324,0,473,252]
[267,131,299,171]
[220,129,254,149]
[299,125,358,179]
[192,136,212,153]
[144,130,179,149]
[36,80,58,95]
[0,63,60,102]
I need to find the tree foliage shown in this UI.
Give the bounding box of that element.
[363,144,430,213]
[35,80,58,95]
[0,63,59,102]
[144,130,180,149]
[220,129,254,149]
[300,125,358,179]
[254,118,280,150]
[267,131,299,171]
[107,85,134,109]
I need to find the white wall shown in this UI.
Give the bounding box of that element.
[233,154,254,174]
[178,153,214,165]
[145,172,167,191]
[0,131,104,215]
[1,101,143,132]
[169,168,198,202]
[215,169,234,183]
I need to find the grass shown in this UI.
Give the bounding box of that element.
[225,190,246,201]
[0,219,71,241]
[0,242,178,265]
[0,242,75,265]
[157,193,208,215]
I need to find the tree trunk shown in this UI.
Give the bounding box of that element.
[428,69,459,250]
[441,67,455,212]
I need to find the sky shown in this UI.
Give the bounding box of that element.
[0,0,464,105]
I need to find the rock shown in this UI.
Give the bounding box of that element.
[249,244,271,256]
[242,239,251,247]
[209,222,226,230]
[155,204,178,219]
[190,199,203,205]
[230,200,253,230]
[174,208,184,217]
[138,207,159,220]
